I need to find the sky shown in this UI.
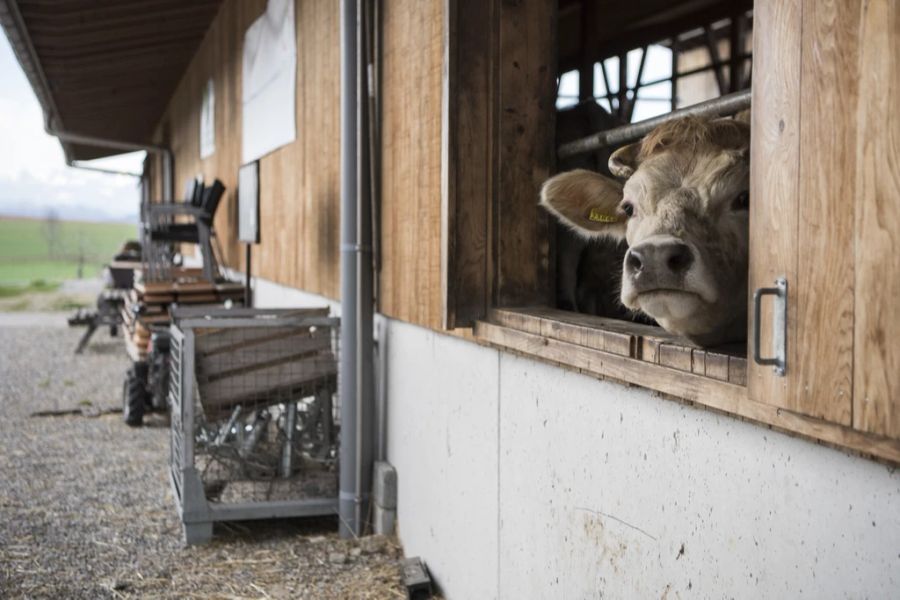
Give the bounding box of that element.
[556,44,674,122]
[0,30,143,223]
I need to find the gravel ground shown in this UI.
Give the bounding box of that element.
[0,314,406,599]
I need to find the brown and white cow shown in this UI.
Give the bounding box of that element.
[541,116,751,347]
[554,102,636,320]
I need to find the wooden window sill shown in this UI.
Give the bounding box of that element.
[475,306,748,407]
[485,306,748,383]
[473,306,900,464]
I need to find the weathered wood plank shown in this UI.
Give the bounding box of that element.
[728,355,748,387]
[197,328,332,371]
[853,0,900,438]
[379,0,445,329]
[748,0,801,411]
[489,307,749,372]
[198,334,332,380]
[490,307,634,357]
[705,352,729,382]
[793,0,859,424]
[520,305,671,340]
[193,313,331,354]
[640,337,661,364]
[490,308,543,335]
[658,343,693,372]
[477,319,745,406]
[691,349,707,376]
[200,353,337,406]
[495,0,555,307]
[441,0,495,328]
[141,293,176,304]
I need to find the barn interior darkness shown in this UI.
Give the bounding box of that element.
[552,0,754,338]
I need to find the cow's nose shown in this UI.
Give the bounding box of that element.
[664,242,694,274]
[625,247,644,274]
[626,240,694,278]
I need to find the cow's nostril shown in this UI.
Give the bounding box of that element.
[625,248,643,274]
[666,243,694,274]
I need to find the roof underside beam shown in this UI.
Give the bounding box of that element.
[0,0,223,161]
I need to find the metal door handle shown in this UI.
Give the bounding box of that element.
[752,277,787,376]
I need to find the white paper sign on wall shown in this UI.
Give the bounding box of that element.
[241,0,297,164]
[200,78,215,158]
[238,161,260,244]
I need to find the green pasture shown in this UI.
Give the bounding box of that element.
[0,217,136,288]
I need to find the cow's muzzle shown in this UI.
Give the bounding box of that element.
[624,236,695,292]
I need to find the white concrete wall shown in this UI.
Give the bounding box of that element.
[245,274,340,314]
[252,279,900,599]
[384,321,500,599]
[496,353,900,599]
[383,319,900,600]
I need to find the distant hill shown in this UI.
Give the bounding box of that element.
[0,202,138,223]
[0,216,137,284]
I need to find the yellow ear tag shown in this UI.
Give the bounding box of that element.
[588,207,619,223]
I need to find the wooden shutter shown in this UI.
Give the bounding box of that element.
[442,0,556,329]
[750,0,900,446]
[441,0,495,329]
[852,0,900,437]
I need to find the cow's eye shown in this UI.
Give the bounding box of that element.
[732,191,750,211]
[620,202,635,218]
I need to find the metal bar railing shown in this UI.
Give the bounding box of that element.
[556,54,753,109]
[558,88,751,160]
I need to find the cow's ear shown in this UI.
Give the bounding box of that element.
[609,142,641,178]
[711,117,751,153]
[540,169,626,239]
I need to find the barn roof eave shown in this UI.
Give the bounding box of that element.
[0,0,76,163]
[0,0,224,163]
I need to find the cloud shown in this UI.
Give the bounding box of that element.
[0,30,143,222]
[0,170,139,221]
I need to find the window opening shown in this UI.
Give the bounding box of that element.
[556,69,581,110]
[557,11,752,124]
[542,2,754,378]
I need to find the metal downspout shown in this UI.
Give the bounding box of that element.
[339,0,375,538]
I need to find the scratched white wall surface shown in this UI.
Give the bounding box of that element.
[384,320,500,600]
[385,319,900,600]
[496,352,900,599]
[254,279,900,599]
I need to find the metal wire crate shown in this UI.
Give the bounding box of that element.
[168,306,340,544]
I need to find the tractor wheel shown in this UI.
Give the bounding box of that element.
[122,367,146,427]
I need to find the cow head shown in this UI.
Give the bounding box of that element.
[540,116,750,346]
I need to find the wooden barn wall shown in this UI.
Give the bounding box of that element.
[378,0,445,330]
[151,0,342,299]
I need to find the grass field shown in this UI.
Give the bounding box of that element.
[0,216,136,285]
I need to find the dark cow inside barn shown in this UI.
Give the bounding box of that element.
[554,103,642,321]
[541,115,751,347]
